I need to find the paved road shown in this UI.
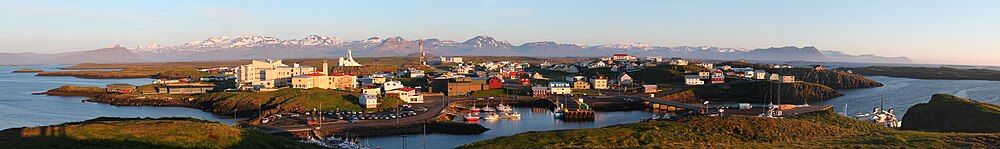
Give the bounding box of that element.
[259,96,454,133]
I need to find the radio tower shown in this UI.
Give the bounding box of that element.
[419,39,426,66]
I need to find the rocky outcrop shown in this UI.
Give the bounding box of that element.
[901,94,1000,133]
[697,81,843,104]
[769,68,883,89]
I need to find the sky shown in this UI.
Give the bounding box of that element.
[1,0,998,66]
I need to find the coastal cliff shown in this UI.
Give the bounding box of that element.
[901,94,1000,133]
[769,68,883,89]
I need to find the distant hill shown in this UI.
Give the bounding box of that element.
[0,117,320,148]
[901,94,1000,133]
[768,68,884,89]
[2,35,913,65]
[0,45,144,65]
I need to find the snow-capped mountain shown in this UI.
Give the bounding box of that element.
[107,34,912,63]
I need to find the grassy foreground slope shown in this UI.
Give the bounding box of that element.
[460,110,999,148]
[0,117,320,149]
[902,94,1000,133]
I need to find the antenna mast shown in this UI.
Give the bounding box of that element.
[419,39,426,66]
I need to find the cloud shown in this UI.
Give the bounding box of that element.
[495,8,533,16]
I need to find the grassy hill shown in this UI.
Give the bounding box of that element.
[0,117,320,149]
[902,94,1000,133]
[459,110,999,148]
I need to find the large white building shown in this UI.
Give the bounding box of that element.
[684,75,705,85]
[549,82,572,95]
[338,50,363,66]
[234,59,317,90]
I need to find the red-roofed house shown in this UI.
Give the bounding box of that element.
[487,77,504,89]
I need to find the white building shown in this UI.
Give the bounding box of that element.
[612,54,638,61]
[618,73,633,84]
[668,58,688,66]
[698,71,711,79]
[382,81,405,91]
[386,87,423,103]
[549,82,572,95]
[696,63,714,70]
[781,76,796,83]
[234,59,318,90]
[338,50,363,66]
[754,70,768,80]
[684,75,705,85]
[359,94,379,109]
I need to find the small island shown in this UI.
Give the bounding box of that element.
[842,66,1000,81]
[0,117,321,148]
[11,68,43,73]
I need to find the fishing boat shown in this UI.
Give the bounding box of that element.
[469,106,481,113]
[482,106,496,112]
[496,104,514,112]
[505,112,521,119]
[483,113,500,120]
[464,113,480,122]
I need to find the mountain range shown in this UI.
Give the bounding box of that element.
[0,35,912,65]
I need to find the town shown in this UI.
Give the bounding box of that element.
[80,43,872,148]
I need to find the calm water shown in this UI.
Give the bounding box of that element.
[817,76,1000,117]
[363,107,655,149]
[0,65,233,130]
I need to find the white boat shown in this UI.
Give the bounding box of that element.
[505,112,521,119]
[482,106,496,112]
[483,113,500,120]
[469,107,481,113]
[497,104,514,112]
[855,107,901,128]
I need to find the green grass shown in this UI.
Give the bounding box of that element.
[901,94,1000,133]
[0,117,321,149]
[459,110,1000,148]
[193,88,363,112]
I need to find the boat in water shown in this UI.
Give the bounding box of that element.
[483,113,500,120]
[497,104,514,112]
[504,112,521,119]
[464,113,480,122]
[469,106,481,113]
[855,107,901,128]
[482,106,496,112]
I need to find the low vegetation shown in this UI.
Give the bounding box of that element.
[902,94,1000,133]
[769,68,883,89]
[460,110,999,148]
[0,117,320,148]
[843,66,1000,81]
[694,81,843,104]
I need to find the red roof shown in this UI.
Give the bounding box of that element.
[329,73,354,76]
[613,53,629,56]
[304,73,325,76]
[399,87,415,91]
